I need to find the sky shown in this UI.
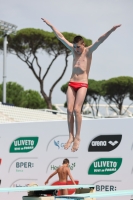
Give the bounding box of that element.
[0,0,133,105]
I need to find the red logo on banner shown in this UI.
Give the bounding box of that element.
[0,159,2,164]
[51,180,79,195]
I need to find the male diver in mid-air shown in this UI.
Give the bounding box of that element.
[41,18,121,152]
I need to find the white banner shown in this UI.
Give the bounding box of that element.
[0,118,133,200]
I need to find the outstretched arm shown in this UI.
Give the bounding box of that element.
[41,18,73,51]
[89,24,121,53]
[67,168,76,185]
[45,170,58,185]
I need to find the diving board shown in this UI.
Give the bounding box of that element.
[0,184,95,193]
[56,189,133,199]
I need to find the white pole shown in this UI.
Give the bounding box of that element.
[3,34,7,103]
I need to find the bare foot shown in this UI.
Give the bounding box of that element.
[71,137,80,152]
[64,136,74,150]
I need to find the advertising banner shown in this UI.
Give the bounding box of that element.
[0,118,133,200]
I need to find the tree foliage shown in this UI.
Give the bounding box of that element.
[0,28,92,109]
[0,82,24,106]
[101,76,133,115]
[61,76,133,116]
[129,89,133,101]
[85,79,105,117]
[60,82,69,94]
[0,82,48,109]
[21,90,47,109]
